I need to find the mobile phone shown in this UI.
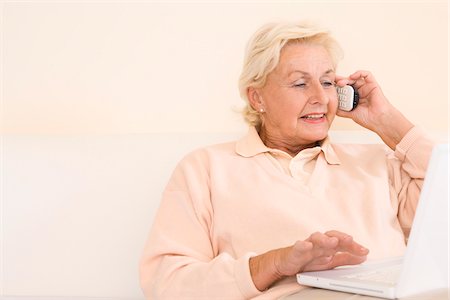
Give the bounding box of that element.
[337,85,359,111]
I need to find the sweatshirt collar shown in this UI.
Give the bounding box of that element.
[235,127,341,165]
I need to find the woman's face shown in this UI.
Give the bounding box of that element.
[254,43,338,147]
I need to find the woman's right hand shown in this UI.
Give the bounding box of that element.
[249,230,369,291]
[336,71,414,150]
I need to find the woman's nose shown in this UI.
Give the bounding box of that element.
[308,83,329,105]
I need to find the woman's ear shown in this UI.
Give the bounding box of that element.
[247,87,264,112]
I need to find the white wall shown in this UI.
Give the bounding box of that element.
[0,1,448,135]
[0,132,242,298]
[0,1,448,298]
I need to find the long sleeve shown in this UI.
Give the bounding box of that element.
[139,127,437,299]
[387,126,436,237]
[139,150,262,299]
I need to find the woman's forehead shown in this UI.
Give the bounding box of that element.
[276,45,335,78]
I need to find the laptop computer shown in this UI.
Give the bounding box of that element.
[297,143,449,299]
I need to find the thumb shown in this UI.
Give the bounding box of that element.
[336,109,353,119]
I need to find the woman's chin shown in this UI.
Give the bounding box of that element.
[311,133,328,143]
[298,125,330,142]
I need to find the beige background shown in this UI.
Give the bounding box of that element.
[0,1,448,298]
[0,1,448,136]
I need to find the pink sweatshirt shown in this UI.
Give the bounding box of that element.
[140,126,434,299]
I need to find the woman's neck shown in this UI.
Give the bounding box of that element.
[258,127,319,157]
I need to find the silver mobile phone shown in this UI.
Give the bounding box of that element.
[337,85,359,111]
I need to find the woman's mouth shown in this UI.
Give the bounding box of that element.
[301,113,326,120]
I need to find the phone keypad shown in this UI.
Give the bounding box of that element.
[337,86,352,111]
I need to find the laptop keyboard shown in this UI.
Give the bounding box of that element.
[343,265,401,285]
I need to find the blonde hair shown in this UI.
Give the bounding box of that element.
[238,21,343,127]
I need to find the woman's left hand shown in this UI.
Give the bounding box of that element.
[336,70,414,150]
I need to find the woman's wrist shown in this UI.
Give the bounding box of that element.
[374,106,414,150]
[249,251,284,291]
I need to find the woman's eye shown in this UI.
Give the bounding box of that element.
[293,83,307,88]
[322,81,334,87]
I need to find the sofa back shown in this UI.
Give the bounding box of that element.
[0,130,407,298]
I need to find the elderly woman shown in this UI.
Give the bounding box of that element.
[139,21,434,299]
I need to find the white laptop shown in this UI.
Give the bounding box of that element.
[297,143,449,299]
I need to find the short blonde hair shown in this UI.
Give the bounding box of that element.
[238,21,343,127]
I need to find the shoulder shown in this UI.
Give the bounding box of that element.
[331,143,390,154]
[165,141,237,190]
[173,141,238,174]
[181,141,237,162]
[331,143,392,164]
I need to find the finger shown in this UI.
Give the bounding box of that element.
[335,74,346,81]
[328,252,368,269]
[325,230,352,240]
[342,240,369,256]
[336,70,374,89]
[303,252,367,272]
[289,240,335,274]
[311,255,334,266]
[306,233,340,259]
[289,240,315,266]
[335,75,354,87]
[324,230,355,247]
[349,70,378,90]
[336,108,353,119]
[308,232,339,250]
[325,231,369,255]
[349,70,377,84]
[335,79,355,87]
[292,240,313,253]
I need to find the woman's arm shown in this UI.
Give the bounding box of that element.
[140,150,370,297]
[336,70,414,150]
[249,231,369,291]
[387,127,435,236]
[336,71,436,236]
[139,151,263,299]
